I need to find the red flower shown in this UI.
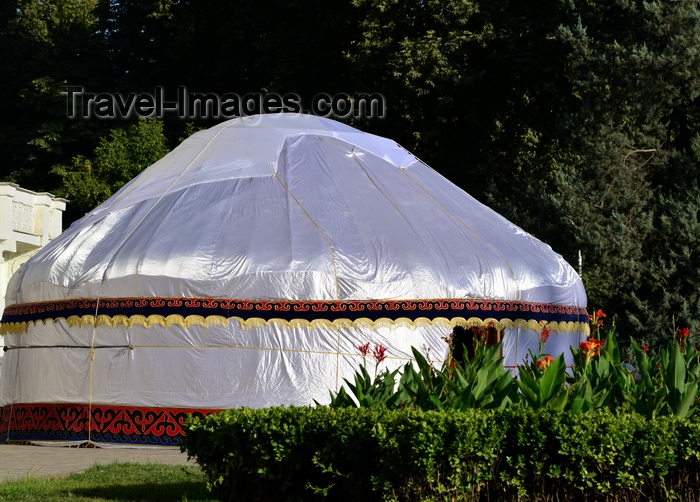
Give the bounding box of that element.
[470,326,487,342]
[677,327,690,340]
[372,344,388,364]
[358,342,370,356]
[540,327,551,345]
[536,355,554,369]
[595,309,607,327]
[641,344,650,353]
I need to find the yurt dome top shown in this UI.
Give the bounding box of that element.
[91,113,418,217]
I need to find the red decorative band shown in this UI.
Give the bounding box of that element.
[0,403,220,446]
[1,297,589,326]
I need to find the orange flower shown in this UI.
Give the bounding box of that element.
[580,338,604,357]
[536,355,554,369]
[470,326,487,343]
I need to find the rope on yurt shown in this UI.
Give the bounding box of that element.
[86,122,239,446]
[87,297,99,446]
[273,172,343,387]
[385,143,522,293]
[400,168,521,294]
[335,329,342,392]
[273,173,340,297]
[4,340,22,442]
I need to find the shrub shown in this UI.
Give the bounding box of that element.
[184,406,700,501]
[184,321,700,500]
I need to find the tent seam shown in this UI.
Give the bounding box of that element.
[86,121,240,443]
[399,168,522,299]
[274,173,341,299]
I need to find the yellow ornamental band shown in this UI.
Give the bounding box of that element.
[0,314,590,336]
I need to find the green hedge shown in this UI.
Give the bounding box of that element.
[183,406,700,501]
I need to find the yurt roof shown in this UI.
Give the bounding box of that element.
[4,113,585,312]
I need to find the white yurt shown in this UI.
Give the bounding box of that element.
[0,114,588,446]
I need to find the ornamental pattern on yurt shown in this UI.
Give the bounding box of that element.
[0,297,589,334]
[0,403,217,446]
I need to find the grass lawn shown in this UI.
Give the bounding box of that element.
[0,463,217,501]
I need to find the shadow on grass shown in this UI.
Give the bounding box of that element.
[49,463,217,501]
[70,480,214,501]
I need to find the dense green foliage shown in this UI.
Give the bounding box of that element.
[184,406,700,501]
[2,0,700,343]
[329,328,700,419]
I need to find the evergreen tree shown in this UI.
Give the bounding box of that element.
[551,0,700,341]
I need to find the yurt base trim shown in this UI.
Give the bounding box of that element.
[0,403,220,447]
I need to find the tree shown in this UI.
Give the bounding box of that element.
[550,0,700,341]
[15,0,98,44]
[0,0,114,191]
[52,118,170,221]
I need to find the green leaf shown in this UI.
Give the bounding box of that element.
[517,368,540,408]
[666,342,687,412]
[549,391,568,411]
[429,394,445,411]
[676,382,698,418]
[539,355,566,405]
[570,396,589,414]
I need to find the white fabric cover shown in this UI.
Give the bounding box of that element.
[1,114,587,410]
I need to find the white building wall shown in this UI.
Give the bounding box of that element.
[0,183,66,375]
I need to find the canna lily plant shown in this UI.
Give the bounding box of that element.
[326,317,700,419]
[517,352,568,410]
[627,329,700,419]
